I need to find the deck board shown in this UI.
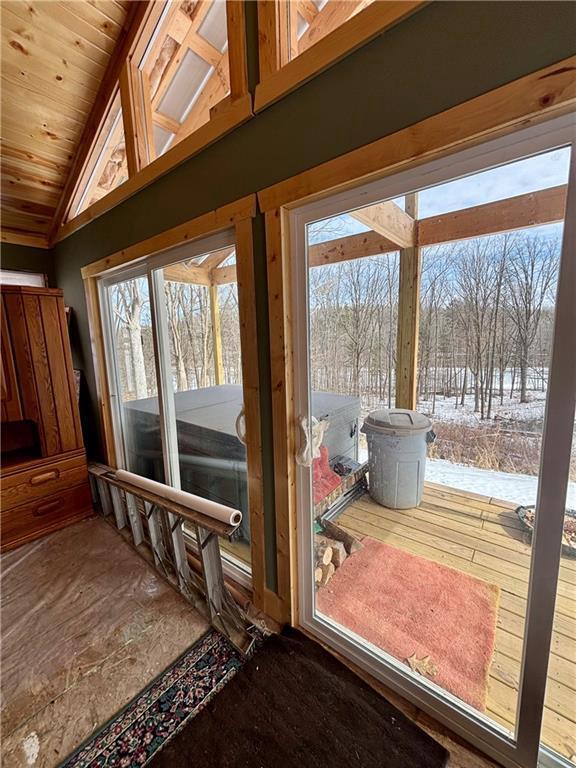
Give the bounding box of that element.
[334,485,576,761]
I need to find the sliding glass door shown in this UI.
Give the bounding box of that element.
[290,116,575,768]
[100,231,253,579]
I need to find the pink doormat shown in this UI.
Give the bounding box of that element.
[316,537,499,712]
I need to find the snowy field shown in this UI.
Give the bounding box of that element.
[416,390,548,428]
[356,450,576,509]
[426,458,576,509]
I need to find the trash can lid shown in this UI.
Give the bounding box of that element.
[361,408,432,436]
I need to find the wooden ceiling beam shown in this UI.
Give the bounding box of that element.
[172,53,230,142]
[187,32,223,68]
[418,184,567,246]
[211,263,237,285]
[152,111,181,134]
[203,247,235,269]
[350,200,416,248]
[150,2,212,112]
[309,230,398,267]
[297,0,369,55]
[298,0,320,26]
[49,1,162,242]
[306,184,568,268]
[163,263,211,286]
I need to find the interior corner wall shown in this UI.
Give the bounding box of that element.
[51,0,576,591]
[1,243,55,286]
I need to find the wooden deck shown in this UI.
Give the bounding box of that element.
[333,482,576,761]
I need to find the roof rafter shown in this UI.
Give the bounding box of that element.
[351,200,416,248]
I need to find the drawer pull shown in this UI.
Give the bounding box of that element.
[33,500,62,517]
[30,470,59,486]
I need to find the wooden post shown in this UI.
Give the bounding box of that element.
[396,193,420,409]
[225,0,249,99]
[119,60,149,175]
[209,284,225,385]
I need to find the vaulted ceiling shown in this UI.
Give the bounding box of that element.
[0,0,383,247]
[1,1,134,243]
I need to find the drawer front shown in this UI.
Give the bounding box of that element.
[1,454,87,511]
[0,482,92,550]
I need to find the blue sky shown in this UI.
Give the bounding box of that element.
[308,147,571,244]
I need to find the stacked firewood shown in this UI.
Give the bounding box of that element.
[314,522,362,588]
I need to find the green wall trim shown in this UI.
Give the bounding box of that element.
[51,0,576,593]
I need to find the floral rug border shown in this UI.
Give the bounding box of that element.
[59,629,246,767]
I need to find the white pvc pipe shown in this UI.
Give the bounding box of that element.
[115,469,242,527]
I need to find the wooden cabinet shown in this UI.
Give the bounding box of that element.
[1,286,83,455]
[1,286,92,551]
[1,298,22,422]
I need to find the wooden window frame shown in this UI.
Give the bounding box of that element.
[81,194,271,611]
[255,0,427,112]
[54,1,251,245]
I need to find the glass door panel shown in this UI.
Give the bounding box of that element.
[291,125,574,767]
[540,371,576,762]
[152,247,251,571]
[105,273,164,482]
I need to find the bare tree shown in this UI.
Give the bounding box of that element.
[506,234,559,403]
[112,279,149,400]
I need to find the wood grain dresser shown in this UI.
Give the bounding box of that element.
[1,285,93,551]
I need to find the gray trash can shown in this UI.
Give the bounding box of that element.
[361,408,434,509]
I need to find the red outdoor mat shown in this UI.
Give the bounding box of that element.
[316,537,499,711]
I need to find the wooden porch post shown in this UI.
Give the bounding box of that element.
[395,192,420,409]
[209,284,225,385]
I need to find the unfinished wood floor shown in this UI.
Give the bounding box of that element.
[334,483,576,762]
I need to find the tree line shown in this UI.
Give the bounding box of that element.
[109,227,560,430]
[110,277,242,401]
[309,229,560,422]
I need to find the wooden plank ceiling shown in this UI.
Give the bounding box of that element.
[0,0,133,243]
[0,0,373,246]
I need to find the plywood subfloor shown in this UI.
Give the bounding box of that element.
[0,516,209,767]
[334,483,576,762]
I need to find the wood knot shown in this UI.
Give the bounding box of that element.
[539,93,554,107]
[9,40,28,55]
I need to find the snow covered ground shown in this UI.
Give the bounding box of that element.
[426,458,576,509]
[417,390,548,428]
[356,450,576,509]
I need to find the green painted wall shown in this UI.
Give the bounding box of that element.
[1,243,55,285]
[49,0,576,590]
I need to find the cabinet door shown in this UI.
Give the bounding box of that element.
[2,288,83,456]
[21,293,83,455]
[0,296,23,422]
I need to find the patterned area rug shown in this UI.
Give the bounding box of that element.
[60,629,247,767]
